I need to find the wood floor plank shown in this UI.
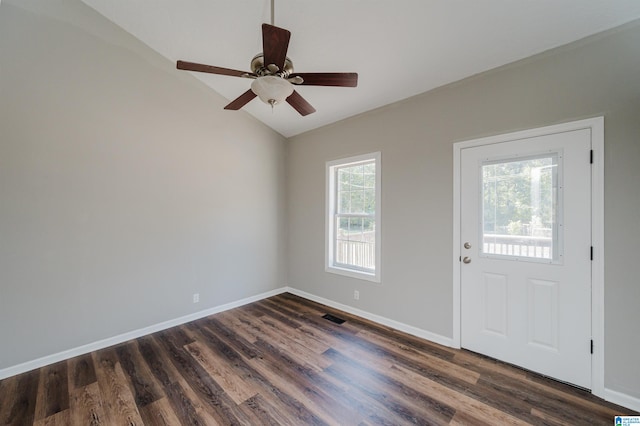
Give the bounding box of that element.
[254,300,331,354]
[324,347,456,425]
[32,408,70,426]
[184,341,259,405]
[190,321,329,425]
[0,375,19,423]
[238,393,296,426]
[138,396,183,426]
[191,315,329,424]
[246,341,350,425]
[136,335,184,388]
[92,349,144,425]
[389,363,528,425]
[354,328,481,385]
[1,292,636,425]
[524,370,630,418]
[114,341,164,408]
[137,335,222,425]
[318,324,476,405]
[68,353,97,390]
[453,349,528,381]
[231,310,333,372]
[474,374,613,425]
[530,407,574,426]
[155,327,255,425]
[69,382,112,425]
[154,329,231,425]
[251,300,304,330]
[448,410,496,426]
[0,369,39,425]
[476,360,622,424]
[423,364,549,424]
[213,310,259,344]
[163,379,221,425]
[33,361,69,421]
[250,315,333,371]
[198,316,261,359]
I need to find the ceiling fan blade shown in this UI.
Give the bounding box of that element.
[262,24,291,71]
[289,72,358,87]
[286,90,316,116]
[224,90,257,110]
[177,60,253,78]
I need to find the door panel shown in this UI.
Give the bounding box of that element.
[527,278,559,350]
[460,129,591,389]
[482,272,508,336]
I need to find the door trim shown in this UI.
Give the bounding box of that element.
[452,117,604,397]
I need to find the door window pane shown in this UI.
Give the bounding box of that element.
[481,154,560,261]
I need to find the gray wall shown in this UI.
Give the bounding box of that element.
[0,0,287,370]
[287,22,640,398]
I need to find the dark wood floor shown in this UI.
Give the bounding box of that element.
[0,293,635,425]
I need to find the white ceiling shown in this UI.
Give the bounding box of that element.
[80,0,640,137]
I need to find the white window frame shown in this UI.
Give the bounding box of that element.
[325,152,381,283]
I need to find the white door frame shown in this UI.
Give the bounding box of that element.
[452,117,604,397]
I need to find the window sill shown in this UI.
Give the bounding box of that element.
[326,265,380,283]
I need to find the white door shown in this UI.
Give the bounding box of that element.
[460,128,592,389]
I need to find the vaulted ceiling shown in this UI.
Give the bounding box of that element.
[81,0,640,137]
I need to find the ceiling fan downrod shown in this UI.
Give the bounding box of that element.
[270,0,275,26]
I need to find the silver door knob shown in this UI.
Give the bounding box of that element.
[462,257,472,264]
[464,242,472,249]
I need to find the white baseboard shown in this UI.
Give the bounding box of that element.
[285,287,454,348]
[604,388,640,413]
[0,287,288,380]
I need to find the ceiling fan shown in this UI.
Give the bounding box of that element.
[176,2,358,116]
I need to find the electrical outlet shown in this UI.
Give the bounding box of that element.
[193,293,200,303]
[354,290,360,300]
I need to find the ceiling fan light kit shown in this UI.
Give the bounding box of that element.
[251,75,294,107]
[176,0,357,116]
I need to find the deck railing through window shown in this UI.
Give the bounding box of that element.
[483,234,553,259]
[336,240,375,271]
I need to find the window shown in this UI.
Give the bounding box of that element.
[481,152,562,263]
[326,152,381,282]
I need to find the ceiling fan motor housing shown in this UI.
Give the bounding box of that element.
[251,54,294,77]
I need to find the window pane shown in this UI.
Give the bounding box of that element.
[482,154,559,261]
[352,217,367,240]
[335,215,375,271]
[337,160,375,215]
[338,191,350,214]
[364,188,375,214]
[351,165,364,189]
[363,163,376,185]
[350,190,364,213]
